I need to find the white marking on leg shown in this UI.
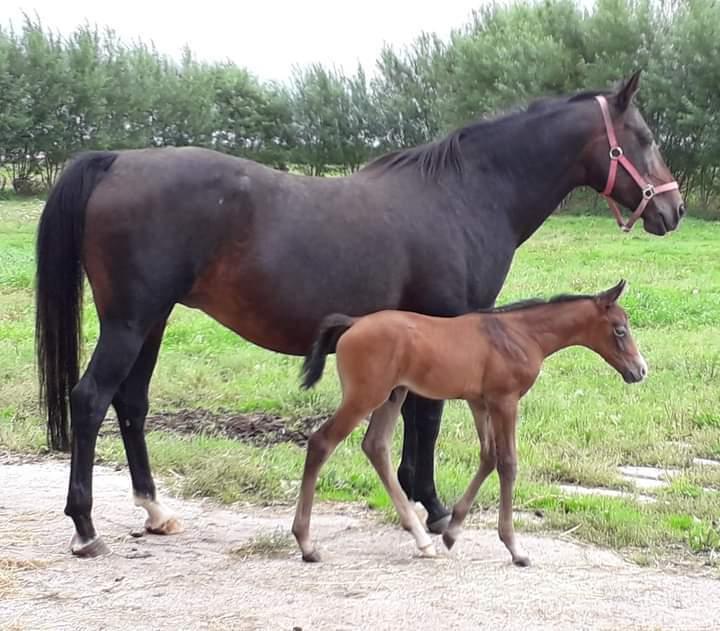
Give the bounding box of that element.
[134,495,182,533]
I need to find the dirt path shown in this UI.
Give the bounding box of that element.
[1,460,719,631]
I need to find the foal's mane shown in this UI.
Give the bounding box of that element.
[479,293,594,314]
[362,90,612,179]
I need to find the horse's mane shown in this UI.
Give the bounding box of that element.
[363,131,465,178]
[362,89,614,179]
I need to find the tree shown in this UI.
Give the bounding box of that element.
[211,65,293,166]
[289,64,348,175]
[440,2,584,127]
[371,34,444,150]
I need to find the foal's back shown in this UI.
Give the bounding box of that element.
[336,310,533,403]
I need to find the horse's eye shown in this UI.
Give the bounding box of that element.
[614,327,626,338]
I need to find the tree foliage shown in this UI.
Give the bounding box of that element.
[0,2,718,212]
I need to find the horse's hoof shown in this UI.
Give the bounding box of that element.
[419,543,437,558]
[70,535,110,558]
[442,530,457,550]
[145,517,184,535]
[427,513,451,535]
[513,555,531,567]
[302,549,321,563]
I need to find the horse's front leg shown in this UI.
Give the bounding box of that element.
[400,394,451,534]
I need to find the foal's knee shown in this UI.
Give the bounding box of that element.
[480,446,497,471]
[361,434,387,461]
[496,455,517,482]
[307,430,332,464]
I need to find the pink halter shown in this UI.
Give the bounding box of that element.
[595,95,679,232]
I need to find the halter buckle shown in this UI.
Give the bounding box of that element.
[609,146,623,160]
[642,184,655,199]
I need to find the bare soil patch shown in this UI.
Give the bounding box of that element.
[2,460,720,630]
[100,408,329,447]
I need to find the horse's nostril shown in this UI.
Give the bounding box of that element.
[678,203,686,218]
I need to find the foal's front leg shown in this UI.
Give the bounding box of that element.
[362,389,436,557]
[443,400,496,550]
[489,397,530,567]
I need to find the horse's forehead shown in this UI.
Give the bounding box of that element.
[608,303,628,321]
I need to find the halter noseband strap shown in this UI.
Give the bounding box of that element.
[594,95,679,232]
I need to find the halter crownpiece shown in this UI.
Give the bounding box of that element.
[594,95,679,232]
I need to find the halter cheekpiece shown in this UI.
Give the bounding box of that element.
[594,95,679,232]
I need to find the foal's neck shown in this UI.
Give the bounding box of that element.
[513,300,597,359]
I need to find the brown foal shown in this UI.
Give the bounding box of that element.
[293,280,647,565]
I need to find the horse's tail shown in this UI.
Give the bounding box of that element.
[36,151,119,451]
[301,314,356,390]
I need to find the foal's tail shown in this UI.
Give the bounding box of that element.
[301,314,356,390]
[35,151,118,452]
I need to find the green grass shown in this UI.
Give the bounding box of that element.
[2,197,720,564]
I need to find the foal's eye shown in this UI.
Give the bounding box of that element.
[613,327,626,338]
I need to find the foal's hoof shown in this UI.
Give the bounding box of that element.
[441,530,457,550]
[427,513,451,535]
[145,517,184,536]
[70,535,110,558]
[419,543,438,558]
[512,555,531,567]
[302,549,322,563]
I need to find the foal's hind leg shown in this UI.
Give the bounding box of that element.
[292,400,371,562]
[363,389,435,557]
[65,320,148,557]
[112,319,182,536]
[443,400,496,550]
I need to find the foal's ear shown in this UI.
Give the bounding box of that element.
[614,70,642,112]
[596,279,627,307]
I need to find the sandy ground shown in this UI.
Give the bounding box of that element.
[1,459,719,631]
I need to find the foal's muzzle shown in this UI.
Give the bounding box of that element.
[622,355,648,384]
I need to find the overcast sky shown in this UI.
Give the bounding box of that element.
[5,0,490,82]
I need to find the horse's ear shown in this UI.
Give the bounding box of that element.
[614,70,642,112]
[596,279,627,307]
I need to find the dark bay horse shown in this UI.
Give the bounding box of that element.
[36,71,683,556]
[296,280,645,564]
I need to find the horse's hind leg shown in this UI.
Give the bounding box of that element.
[443,400,496,550]
[363,388,435,558]
[65,320,148,557]
[112,319,181,536]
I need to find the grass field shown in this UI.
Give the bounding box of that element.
[1,195,719,563]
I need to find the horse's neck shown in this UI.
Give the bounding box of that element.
[463,110,591,245]
[514,301,594,359]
